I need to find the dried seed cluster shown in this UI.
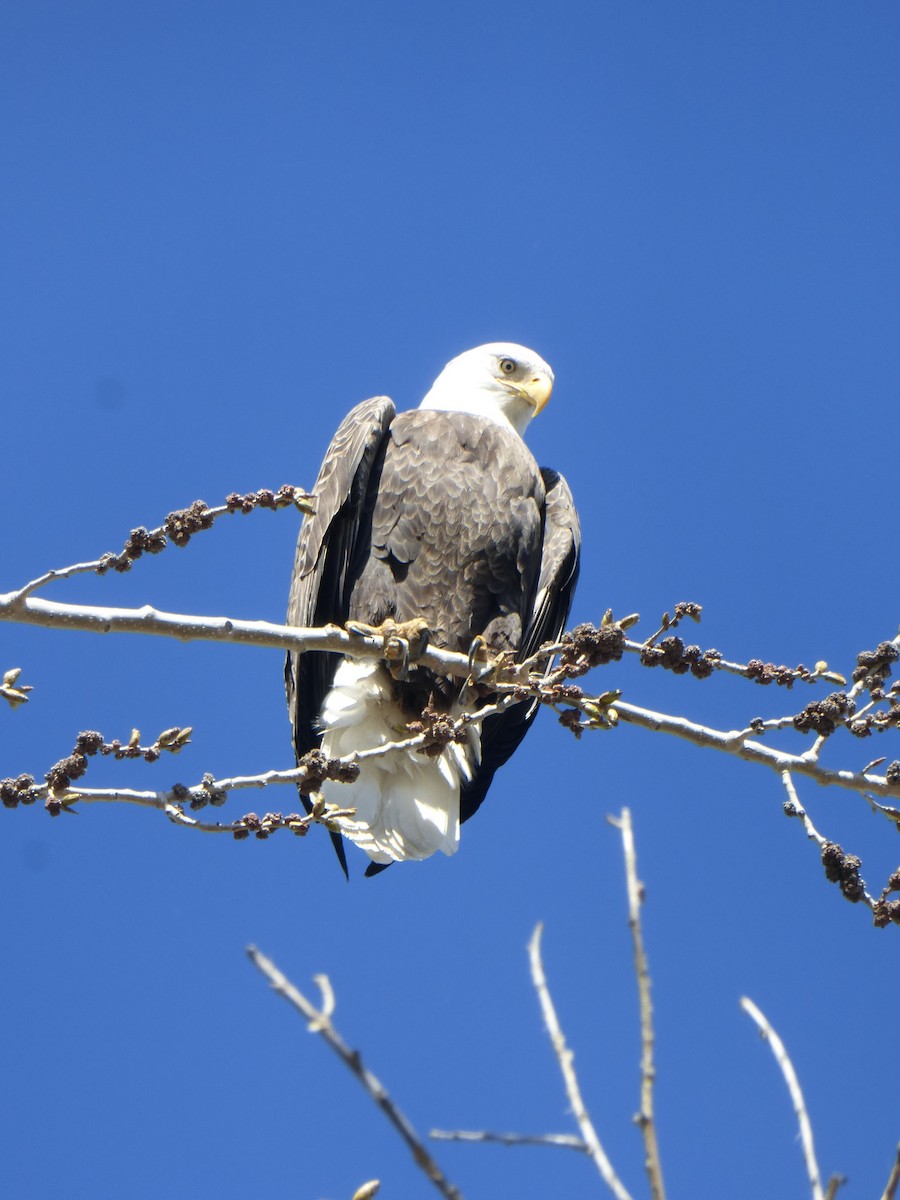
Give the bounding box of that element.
[96,527,168,573]
[559,622,625,672]
[162,500,215,547]
[559,708,586,737]
[95,486,312,574]
[640,636,715,679]
[670,601,703,623]
[40,728,192,809]
[853,641,899,693]
[792,692,854,737]
[744,659,807,687]
[225,485,307,514]
[406,697,469,757]
[0,774,39,808]
[181,773,228,809]
[233,811,311,839]
[294,748,360,792]
[873,870,900,927]
[821,841,865,903]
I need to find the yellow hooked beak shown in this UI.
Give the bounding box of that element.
[503,371,554,415]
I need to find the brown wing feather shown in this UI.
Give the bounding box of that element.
[460,467,581,824]
[348,411,543,655]
[285,395,395,766]
[521,469,581,660]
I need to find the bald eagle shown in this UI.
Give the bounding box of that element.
[286,343,580,875]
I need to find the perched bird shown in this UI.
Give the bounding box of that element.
[285,343,580,875]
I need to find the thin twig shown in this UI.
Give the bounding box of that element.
[6,488,314,603]
[881,1143,900,1200]
[781,771,877,912]
[620,636,847,688]
[528,923,633,1200]
[780,771,828,848]
[429,1129,587,1152]
[7,696,520,830]
[740,996,824,1200]
[608,809,665,1200]
[612,699,900,802]
[247,946,463,1200]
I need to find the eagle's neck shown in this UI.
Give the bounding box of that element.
[418,383,533,438]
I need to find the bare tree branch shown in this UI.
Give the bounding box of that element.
[612,699,900,803]
[608,809,665,1200]
[5,514,900,924]
[529,922,634,1200]
[246,946,464,1200]
[5,600,900,921]
[0,594,481,680]
[429,1129,587,1152]
[240,818,892,1200]
[740,996,825,1200]
[4,592,900,810]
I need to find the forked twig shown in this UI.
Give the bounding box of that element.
[247,946,463,1200]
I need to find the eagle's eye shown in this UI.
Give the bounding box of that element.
[498,358,517,376]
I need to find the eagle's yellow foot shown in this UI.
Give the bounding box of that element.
[459,640,516,702]
[346,618,431,678]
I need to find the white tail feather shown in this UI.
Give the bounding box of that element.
[318,658,478,865]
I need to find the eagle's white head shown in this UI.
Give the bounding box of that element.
[418,342,554,438]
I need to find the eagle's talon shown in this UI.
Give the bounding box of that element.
[387,618,430,663]
[467,635,487,672]
[348,618,431,671]
[385,636,411,679]
[346,620,376,638]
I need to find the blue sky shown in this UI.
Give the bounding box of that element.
[2,3,900,1197]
